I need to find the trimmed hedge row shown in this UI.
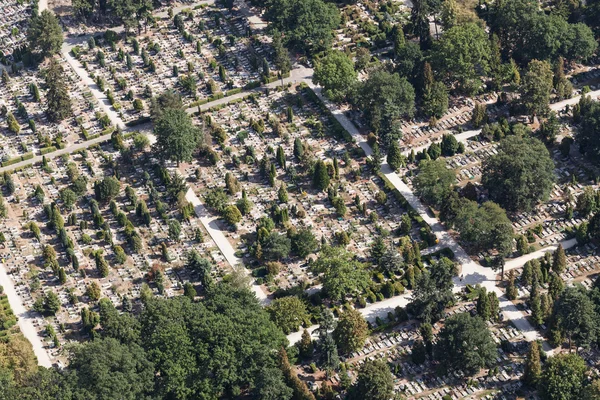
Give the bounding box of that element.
[40,146,57,155]
[1,152,34,167]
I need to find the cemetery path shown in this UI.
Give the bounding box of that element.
[188,66,314,113]
[62,42,127,131]
[0,122,152,175]
[550,89,600,111]
[185,188,271,305]
[0,263,53,367]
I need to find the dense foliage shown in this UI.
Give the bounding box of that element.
[0,284,289,399]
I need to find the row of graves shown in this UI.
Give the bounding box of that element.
[398,93,501,154]
[71,2,275,123]
[337,302,530,400]
[181,84,425,294]
[0,136,228,353]
[0,54,110,163]
[0,0,31,63]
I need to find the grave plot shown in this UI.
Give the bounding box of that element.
[315,299,530,400]
[173,84,427,299]
[403,126,600,251]
[0,56,110,163]
[0,0,31,63]
[334,1,409,54]
[70,3,276,123]
[0,137,230,353]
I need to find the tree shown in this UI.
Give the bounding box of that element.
[332,308,369,355]
[440,134,459,157]
[356,69,415,147]
[265,0,341,54]
[167,219,182,242]
[154,108,202,165]
[521,59,554,117]
[311,245,370,301]
[476,287,491,320]
[313,51,357,102]
[453,200,514,255]
[222,205,242,226]
[298,329,314,359]
[413,159,455,208]
[27,10,63,57]
[59,188,77,210]
[291,228,317,258]
[185,250,213,288]
[140,285,287,398]
[86,281,101,301]
[578,102,600,165]
[471,103,487,128]
[540,353,587,400]
[347,359,393,400]
[272,30,291,77]
[522,341,541,386]
[409,257,456,323]
[387,141,403,171]
[279,347,316,400]
[434,23,490,95]
[266,296,309,334]
[435,313,497,375]
[582,380,600,400]
[94,176,120,202]
[45,59,72,122]
[422,66,448,119]
[577,186,597,217]
[551,286,599,350]
[482,136,555,212]
[313,160,330,191]
[552,244,567,274]
[150,90,183,120]
[68,338,155,400]
[262,232,291,261]
[43,291,61,315]
[253,367,293,400]
[6,113,20,134]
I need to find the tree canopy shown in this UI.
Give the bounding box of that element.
[355,69,415,147]
[154,108,203,165]
[347,359,394,400]
[540,353,588,400]
[413,159,456,209]
[434,23,490,95]
[313,51,357,102]
[265,0,340,54]
[27,10,63,57]
[311,245,370,301]
[435,313,497,375]
[482,135,555,212]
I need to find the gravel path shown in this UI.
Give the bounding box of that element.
[185,189,270,305]
[0,263,53,367]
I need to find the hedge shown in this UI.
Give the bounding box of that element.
[40,146,57,155]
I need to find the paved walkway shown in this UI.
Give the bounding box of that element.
[185,188,270,304]
[0,263,53,367]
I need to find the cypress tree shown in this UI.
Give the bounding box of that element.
[387,141,403,171]
[523,341,541,386]
[313,160,330,191]
[45,58,72,122]
[552,244,567,274]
